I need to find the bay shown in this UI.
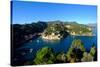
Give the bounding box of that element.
[16,35,97,61]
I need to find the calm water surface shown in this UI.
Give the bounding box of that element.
[16,35,97,61]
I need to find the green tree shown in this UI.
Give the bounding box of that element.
[56,52,66,63]
[66,39,85,62]
[90,44,96,56]
[34,47,55,64]
[71,39,85,51]
[81,52,93,62]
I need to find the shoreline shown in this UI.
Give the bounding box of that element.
[41,35,96,40]
[70,35,96,37]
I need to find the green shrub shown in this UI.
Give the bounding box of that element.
[34,47,55,64]
[56,52,66,62]
[81,52,93,62]
[90,45,96,56]
[66,39,85,62]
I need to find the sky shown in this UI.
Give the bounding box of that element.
[11,1,97,24]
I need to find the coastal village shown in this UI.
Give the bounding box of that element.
[41,23,93,40]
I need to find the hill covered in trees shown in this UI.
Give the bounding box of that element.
[46,20,92,36]
[11,20,93,48]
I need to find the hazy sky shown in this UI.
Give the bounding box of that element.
[11,1,97,24]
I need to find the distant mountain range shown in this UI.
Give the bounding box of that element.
[86,23,97,27]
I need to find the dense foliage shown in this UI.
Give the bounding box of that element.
[66,39,85,62]
[63,21,92,35]
[12,21,47,48]
[34,47,55,64]
[43,21,69,38]
[32,39,96,65]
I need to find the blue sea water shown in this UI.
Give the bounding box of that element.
[16,35,97,61]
